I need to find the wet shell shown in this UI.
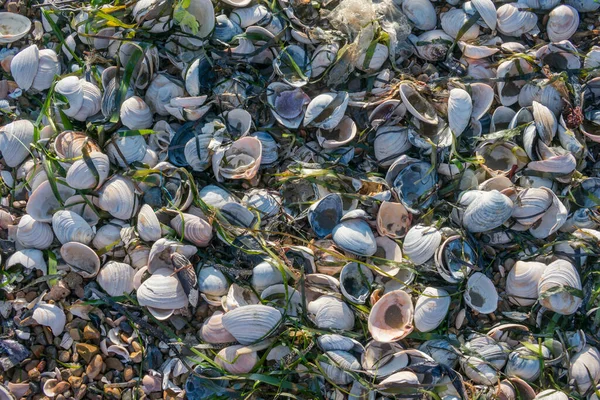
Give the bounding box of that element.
[170,213,213,247]
[506,261,545,306]
[32,303,66,336]
[368,290,414,343]
[16,215,54,249]
[414,287,451,333]
[52,210,94,245]
[97,261,135,297]
[60,242,101,278]
[403,224,442,265]
[537,259,582,315]
[222,305,282,344]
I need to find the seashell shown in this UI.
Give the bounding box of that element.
[368,290,414,343]
[399,82,437,124]
[267,82,310,129]
[414,287,451,332]
[273,45,312,87]
[470,0,497,29]
[370,236,405,279]
[308,194,343,239]
[60,242,101,278]
[403,224,442,265]
[316,116,357,149]
[497,3,538,36]
[230,4,269,28]
[464,272,498,314]
[147,238,196,273]
[460,336,508,384]
[332,219,377,256]
[72,80,101,121]
[434,235,476,284]
[26,181,75,223]
[377,371,420,394]
[547,5,579,42]
[53,131,101,162]
[458,38,501,59]
[496,59,535,106]
[106,133,148,167]
[222,304,282,344]
[373,126,412,166]
[303,92,349,130]
[212,136,262,182]
[213,14,243,42]
[7,249,47,274]
[532,101,557,144]
[65,151,110,190]
[0,12,31,44]
[496,377,536,400]
[308,295,354,330]
[506,261,545,306]
[52,210,94,245]
[0,119,34,168]
[181,0,215,42]
[32,49,60,91]
[376,201,411,239]
[145,74,184,116]
[569,345,600,394]
[409,30,454,62]
[170,213,213,247]
[98,176,139,220]
[137,268,189,319]
[533,390,568,400]
[441,9,480,40]
[225,283,260,311]
[525,188,567,238]
[390,160,438,212]
[198,266,229,297]
[215,345,257,374]
[252,261,284,292]
[537,259,582,315]
[97,261,135,297]
[16,215,54,249]
[419,339,460,368]
[32,303,66,335]
[311,43,339,77]
[505,346,550,380]
[120,96,153,130]
[339,262,374,304]
[200,311,236,343]
[461,190,514,233]
[10,45,38,91]
[402,0,436,30]
[470,83,494,121]
[369,99,407,128]
[355,43,388,72]
[448,88,473,136]
[136,204,161,242]
[320,350,361,385]
[92,219,128,257]
[261,284,302,316]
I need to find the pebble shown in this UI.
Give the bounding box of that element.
[68,376,83,389]
[75,343,99,364]
[130,351,142,363]
[30,344,44,358]
[123,366,134,382]
[85,354,104,380]
[105,387,122,399]
[45,280,71,301]
[105,357,124,372]
[69,328,81,341]
[83,325,101,341]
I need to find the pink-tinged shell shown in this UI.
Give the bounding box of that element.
[376,201,412,239]
[200,311,236,343]
[212,136,262,182]
[170,213,213,247]
[368,290,414,343]
[215,345,257,373]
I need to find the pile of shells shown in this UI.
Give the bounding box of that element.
[1,0,600,398]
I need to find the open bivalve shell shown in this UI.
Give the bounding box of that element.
[368,290,414,343]
[537,259,582,315]
[464,272,498,314]
[32,303,66,336]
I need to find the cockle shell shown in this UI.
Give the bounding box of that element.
[32,303,66,335]
[414,287,451,332]
[222,305,282,344]
[200,311,236,344]
[403,224,442,265]
[65,152,110,190]
[0,119,34,168]
[52,210,94,245]
[215,345,257,374]
[368,290,414,343]
[97,261,135,297]
[308,295,355,331]
[537,259,582,315]
[547,5,579,42]
[170,213,213,247]
[16,215,54,249]
[506,261,545,306]
[60,242,101,278]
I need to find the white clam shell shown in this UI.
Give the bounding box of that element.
[505,346,550,380]
[374,126,412,167]
[470,83,494,121]
[55,76,83,118]
[441,9,480,40]
[403,224,442,265]
[506,261,545,306]
[320,350,361,385]
[252,261,284,292]
[303,92,349,130]
[308,295,354,331]
[107,134,148,167]
[464,272,498,314]
[402,0,436,30]
[60,242,101,278]
[200,311,236,343]
[147,238,196,273]
[222,304,282,344]
[533,390,568,400]
[98,176,139,220]
[471,0,497,29]
[65,151,110,190]
[32,303,66,336]
[399,82,437,124]
[569,345,600,394]
[120,96,153,130]
[212,136,262,182]
[97,261,135,297]
[170,213,213,247]
[537,259,582,315]
[137,204,161,242]
[145,74,184,116]
[311,43,339,77]
[7,249,47,274]
[32,49,60,91]
[137,267,189,312]
[27,180,75,223]
[16,215,54,249]
[448,88,473,136]
[10,44,39,90]
[414,287,450,333]
[547,5,579,42]
[0,119,35,168]
[52,210,95,245]
[0,12,31,44]
[332,219,377,256]
[198,266,229,296]
[497,3,538,36]
[461,190,514,233]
